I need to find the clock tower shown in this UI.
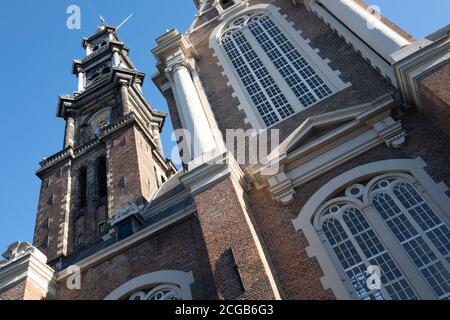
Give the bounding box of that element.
[34,25,176,266]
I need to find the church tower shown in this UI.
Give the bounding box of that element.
[34,24,176,267]
[0,0,448,301]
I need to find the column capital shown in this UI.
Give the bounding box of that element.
[163,51,196,81]
[152,29,198,92]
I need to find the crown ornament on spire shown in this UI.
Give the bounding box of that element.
[97,15,107,31]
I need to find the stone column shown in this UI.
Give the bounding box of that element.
[64,116,75,148]
[120,82,130,116]
[169,63,218,161]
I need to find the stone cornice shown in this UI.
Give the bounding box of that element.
[0,246,56,298]
[72,41,131,74]
[393,35,450,110]
[151,29,199,93]
[247,94,406,205]
[57,68,145,118]
[180,152,247,196]
[82,25,118,48]
[37,113,173,177]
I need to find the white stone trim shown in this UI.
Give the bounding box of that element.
[209,3,350,130]
[393,35,450,110]
[104,270,194,300]
[0,253,56,298]
[248,95,406,201]
[302,1,396,83]
[292,158,450,300]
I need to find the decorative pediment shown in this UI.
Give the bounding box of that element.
[248,94,406,205]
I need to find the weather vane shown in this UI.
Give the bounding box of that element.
[97,13,134,30]
[99,15,106,26]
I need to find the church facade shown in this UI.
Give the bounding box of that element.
[1,0,449,300]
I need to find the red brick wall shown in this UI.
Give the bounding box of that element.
[0,279,27,300]
[23,278,49,300]
[417,62,450,137]
[55,216,217,300]
[34,162,72,262]
[0,277,49,300]
[248,108,450,299]
[193,177,277,300]
[180,0,395,144]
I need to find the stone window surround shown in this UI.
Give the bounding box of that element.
[210,3,350,130]
[293,158,450,300]
[104,270,194,300]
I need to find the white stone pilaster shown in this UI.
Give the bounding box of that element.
[77,70,85,92]
[64,117,75,148]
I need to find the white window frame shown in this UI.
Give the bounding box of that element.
[104,270,194,300]
[210,4,350,129]
[293,158,450,300]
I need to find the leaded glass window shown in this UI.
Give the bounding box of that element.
[371,180,450,300]
[321,206,417,300]
[315,173,450,300]
[220,13,333,127]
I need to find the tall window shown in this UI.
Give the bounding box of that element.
[96,157,108,198]
[371,180,450,300]
[78,166,88,208]
[220,13,333,127]
[315,174,450,300]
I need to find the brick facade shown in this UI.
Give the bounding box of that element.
[192,177,277,300]
[248,108,450,299]
[417,62,450,137]
[2,0,449,301]
[170,0,396,143]
[55,217,217,300]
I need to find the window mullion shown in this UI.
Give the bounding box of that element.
[230,31,281,125]
[364,205,436,300]
[243,28,301,113]
[255,20,323,103]
[337,216,391,300]
[390,189,450,273]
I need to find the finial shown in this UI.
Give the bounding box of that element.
[97,15,107,31]
[99,15,106,25]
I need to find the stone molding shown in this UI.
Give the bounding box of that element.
[104,270,194,300]
[393,35,450,110]
[291,158,450,300]
[0,242,56,299]
[248,94,406,205]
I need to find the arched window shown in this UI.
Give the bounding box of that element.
[219,12,334,127]
[129,284,182,301]
[104,271,194,300]
[314,173,450,300]
[320,205,417,300]
[370,179,450,300]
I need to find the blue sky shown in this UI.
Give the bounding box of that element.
[0,0,448,253]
